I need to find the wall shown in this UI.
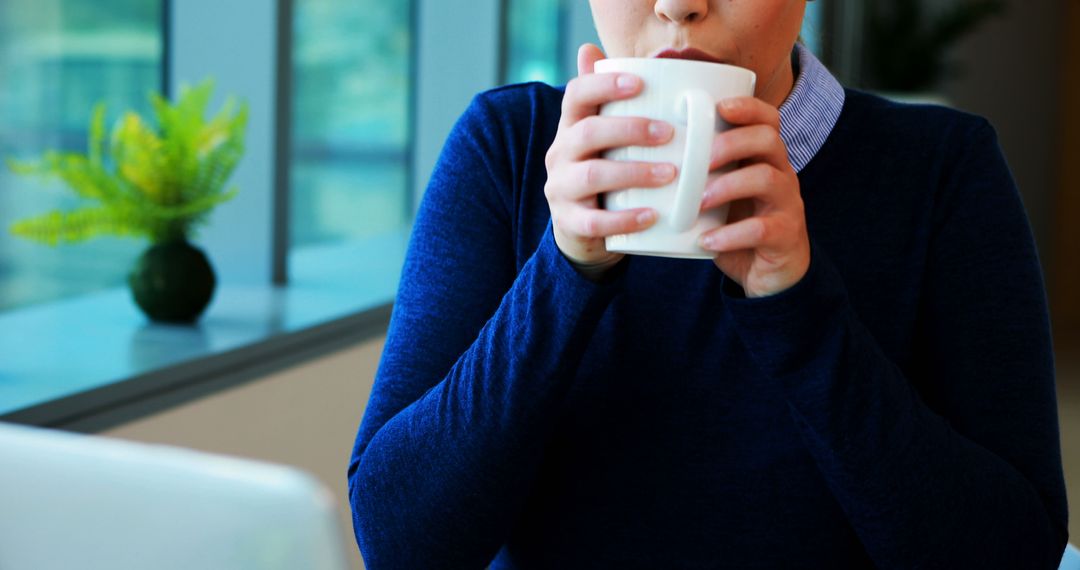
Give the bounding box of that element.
[103,335,385,570]
[943,0,1065,278]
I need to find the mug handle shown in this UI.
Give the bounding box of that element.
[668,89,716,232]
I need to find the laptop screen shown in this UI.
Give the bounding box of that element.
[0,422,350,570]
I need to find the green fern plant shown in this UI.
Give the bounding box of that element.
[7,79,248,246]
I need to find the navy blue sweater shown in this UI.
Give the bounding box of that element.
[348,83,1069,569]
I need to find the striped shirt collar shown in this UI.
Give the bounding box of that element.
[779,43,845,173]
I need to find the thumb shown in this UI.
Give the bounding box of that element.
[577,43,605,77]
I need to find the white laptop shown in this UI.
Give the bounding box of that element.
[0,422,350,570]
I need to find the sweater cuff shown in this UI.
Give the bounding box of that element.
[537,220,628,291]
[722,243,850,378]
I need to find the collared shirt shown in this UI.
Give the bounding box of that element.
[779,44,846,173]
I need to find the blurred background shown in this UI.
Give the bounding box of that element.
[0,1,1076,568]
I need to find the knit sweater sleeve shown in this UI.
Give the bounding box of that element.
[724,119,1069,568]
[347,92,619,569]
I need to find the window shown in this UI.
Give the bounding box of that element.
[502,0,565,85]
[290,0,413,251]
[0,0,163,312]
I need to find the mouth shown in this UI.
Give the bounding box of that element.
[653,48,728,65]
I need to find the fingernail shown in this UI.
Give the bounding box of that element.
[616,74,640,92]
[700,189,713,206]
[699,234,716,248]
[719,98,737,110]
[636,210,655,224]
[652,163,675,179]
[648,121,673,140]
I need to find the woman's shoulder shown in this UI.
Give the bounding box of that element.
[447,82,565,166]
[465,81,566,126]
[838,88,994,145]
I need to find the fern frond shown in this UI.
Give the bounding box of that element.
[196,97,247,155]
[171,187,240,240]
[189,124,245,202]
[139,187,239,222]
[113,112,169,202]
[179,80,215,124]
[9,151,122,203]
[7,156,53,177]
[9,206,143,245]
[150,84,211,205]
[54,153,124,203]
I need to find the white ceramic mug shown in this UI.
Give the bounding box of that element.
[594,58,756,259]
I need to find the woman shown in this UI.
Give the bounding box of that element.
[348,1,1069,567]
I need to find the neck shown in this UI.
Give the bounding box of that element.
[759,49,798,108]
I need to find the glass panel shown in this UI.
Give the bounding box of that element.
[801,1,826,58]
[290,0,413,250]
[0,0,162,312]
[503,0,564,85]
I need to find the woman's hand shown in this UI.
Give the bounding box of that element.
[698,97,811,298]
[545,44,676,276]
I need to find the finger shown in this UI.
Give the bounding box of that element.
[550,159,676,201]
[577,43,605,76]
[698,216,772,252]
[717,96,782,131]
[561,72,643,127]
[563,43,622,130]
[564,205,657,239]
[708,124,791,174]
[700,163,788,211]
[562,116,674,160]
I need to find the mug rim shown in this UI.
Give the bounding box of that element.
[595,57,756,80]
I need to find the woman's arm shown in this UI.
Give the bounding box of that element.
[346,91,625,570]
[725,120,1069,568]
[349,45,681,567]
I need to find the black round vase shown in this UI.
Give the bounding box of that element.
[128,240,216,323]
